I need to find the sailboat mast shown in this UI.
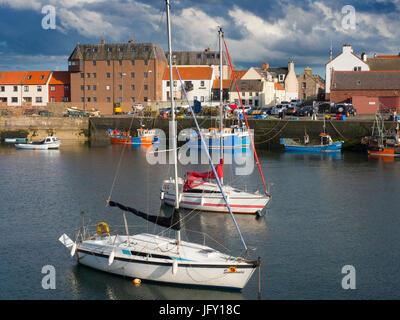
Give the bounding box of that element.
[219,27,224,184]
[166,0,181,244]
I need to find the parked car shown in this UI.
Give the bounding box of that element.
[290,99,303,107]
[271,104,287,115]
[295,105,313,117]
[318,102,332,114]
[334,103,357,116]
[285,105,297,115]
[233,105,251,115]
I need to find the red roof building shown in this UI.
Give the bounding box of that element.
[49,71,70,102]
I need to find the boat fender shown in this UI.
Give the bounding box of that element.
[160,191,165,200]
[172,259,178,275]
[133,278,141,286]
[71,242,77,257]
[108,248,115,266]
[97,222,110,235]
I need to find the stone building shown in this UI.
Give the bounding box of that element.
[297,67,325,102]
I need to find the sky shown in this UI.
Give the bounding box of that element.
[0,0,399,78]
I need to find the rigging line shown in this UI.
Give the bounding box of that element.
[222,36,268,195]
[328,120,346,139]
[254,121,289,144]
[174,65,249,252]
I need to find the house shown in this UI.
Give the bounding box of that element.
[49,71,70,102]
[297,67,325,102]
[162,66,215,104]
[229,79,264,108]
[211,69,247,105]
[366,53,400,71]
[0,71,52,108]
[330,70,400,113]
[325,44,370,100]
[284,61,299,101]
[68,39,167,114]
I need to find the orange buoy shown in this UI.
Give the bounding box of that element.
[133,278,141,286]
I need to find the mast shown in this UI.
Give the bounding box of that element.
[166,0,180,244]
[219,26,224,184]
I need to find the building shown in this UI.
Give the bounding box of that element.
[49,71,70,102]
[284,61,299,101]
[211,69,247,105]
[166,49,231,80]
[367,53,400,71]
[0,71,52,108]
[162,66,215,104]
[229,79,264,107]
[330,70,400,113]
[297,67,325,101]
[325,44,369,100]
[68,39,167,114]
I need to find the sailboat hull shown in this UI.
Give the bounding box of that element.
[66,233,257,290]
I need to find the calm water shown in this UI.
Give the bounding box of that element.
[0,143,400,300]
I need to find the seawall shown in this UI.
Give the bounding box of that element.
[0,116,89,144]
[89,116,386,150]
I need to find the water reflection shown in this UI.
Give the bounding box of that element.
[280,150,343,161]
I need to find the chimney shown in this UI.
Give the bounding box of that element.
[101,38,105,44]
[342,44,353,54]
[305,66,312,75]
[361,52,367,61]
[129,38,134,43]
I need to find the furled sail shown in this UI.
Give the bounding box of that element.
[183,159,223,191]
[108,200,181,231]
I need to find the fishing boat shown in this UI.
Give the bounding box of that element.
[161,27,271,215]
[59,0,259,291]
[281,133,343,152]
[15,136,60,150]
[362,108,400,157]
[109,128,157,145]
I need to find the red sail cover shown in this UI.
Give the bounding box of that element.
[183,159,224,191]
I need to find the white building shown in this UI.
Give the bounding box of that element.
[162,66,215,104]
[325,44,369,99]
[284,61,299,101]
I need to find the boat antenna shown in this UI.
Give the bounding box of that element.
[166,0,181,246]
[175,66,248,252]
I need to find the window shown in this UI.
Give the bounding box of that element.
[197,54,201,59]
[354,66,361,71]
[37,86,42,92]
[242,92,245,97]
[106,97,111,102]
[357,80,361,85]
[249,99,253,105]
[129,84,134,90]
[119,97,122,102]
[93,73,96,78]
[119,46,124,52]
[81,73,84,78]
[119,60,122,66]
[93,85,97,91]
[93,97,97,102]
[24,86,29,92]
[201,96,204,102]
[106,85,111,90]
[144,60,148,66]
[131,72,135,78]
[144,85,148,90]
[87,73,90,78]
[27,75,32,80]
[13,86,18,92]
[249,92,252,97]
[302,82,306,89]
[194,96,198,101]
[40,75,44,80]
[81,85,84,91]
[62,97,69,102]
[106,73,111,78]
[64,85,69,91]
[200,80,205,87]
[36,97,42,103]
[144,97,148,102]
[131,60,135,65]
[51,86,56,91]
[107,60,111,66]
[278,74,285,82]
[93,48,98,53]
[0,97,7,102]
[119,85,122,90]
[107,47,113,52]
[81,97,84,102]
[93,61,96,66]
[87,97,91,102]
[50,97,55,102]
[131,97,135,102]
[254,100,259,107]
[166,81,170,87]
[0,86,4,92]
[87,85,90,90]
[12,97,18,103]
[144,72,148,78]
[173,80,177,87]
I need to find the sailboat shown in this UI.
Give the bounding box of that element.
[161,27,271,215]
[59,0,259,290]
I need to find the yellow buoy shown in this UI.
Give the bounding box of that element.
[133,278,141,286]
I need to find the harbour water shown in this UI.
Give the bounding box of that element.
[1,143,400,300]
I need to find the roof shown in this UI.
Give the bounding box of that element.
[163,66,213,80]
[230,79,263,92]
[274,83,285,90]
[166,50,229,66]
[49,71,70,85]
[325,52,367,66]
[23,71,51,85]
[367,56,400,71]
[0,71,27,85]
[212,78,232,89]
[233,70,247,79]
[331,71,400,90]
[69,43,167,62]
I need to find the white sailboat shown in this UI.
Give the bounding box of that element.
[161,27,271,215]
[59,0,259,290]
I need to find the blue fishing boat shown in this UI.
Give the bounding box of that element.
[281,133,343,152]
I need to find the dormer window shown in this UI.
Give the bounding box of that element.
[27,75,32,80]
[40,75,44,80]
[107,47,113,52]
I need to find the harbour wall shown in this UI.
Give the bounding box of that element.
[89,117,386,150]
[0,116,89,144]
